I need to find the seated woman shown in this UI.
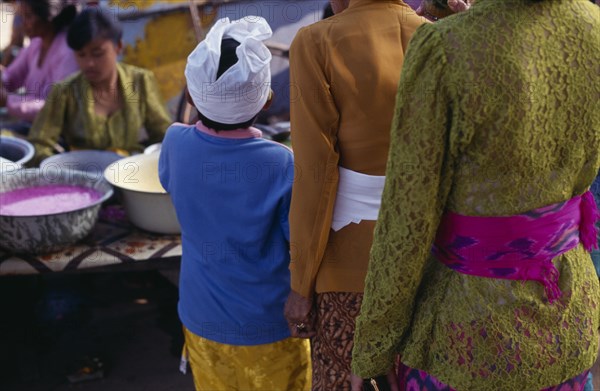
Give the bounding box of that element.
[0,0,79,130]
[28,7,172,165]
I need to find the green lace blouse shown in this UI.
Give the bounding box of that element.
[352,1,600,390]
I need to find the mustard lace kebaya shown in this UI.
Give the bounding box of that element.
[351,0,600,390]
[28,63,171,164]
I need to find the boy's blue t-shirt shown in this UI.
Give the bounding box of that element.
[159,123,294,346]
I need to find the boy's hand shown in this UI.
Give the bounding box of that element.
[284,290,316,338]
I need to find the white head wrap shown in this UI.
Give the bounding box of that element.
[185,17,273,125]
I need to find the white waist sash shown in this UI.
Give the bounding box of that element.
[331,167,385,232]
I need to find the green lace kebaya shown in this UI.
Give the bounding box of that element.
[352,1,600,390]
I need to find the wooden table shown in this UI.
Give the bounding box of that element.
[0,205,182,276]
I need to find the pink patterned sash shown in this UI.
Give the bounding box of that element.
[433,191,600,303]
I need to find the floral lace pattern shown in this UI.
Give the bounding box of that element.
[352,1,600,390]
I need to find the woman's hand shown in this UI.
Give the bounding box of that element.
[283,290,316,338]
[447,0,472,13]
[350,369,399,391]
[416,0,472,20]
[350,373,363,391]
[415,2,432,19]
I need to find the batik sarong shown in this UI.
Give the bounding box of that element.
[399,362,590,391]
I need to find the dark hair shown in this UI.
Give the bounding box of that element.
[197,38,259,131]
[66,8,123,51]
[197,112,259,132]
[20,0,77,32]
[217,38,240,80]
[323,4,334,19]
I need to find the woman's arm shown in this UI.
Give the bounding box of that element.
[287,25,341,299]
[1,41,32,92]
[27,83,69,165]
[4,38,77,121]
[284,25,341,338]
[6,94,46,122]
[141,71,172,144]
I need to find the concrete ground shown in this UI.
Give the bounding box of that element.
[1,269,599,391]
[0,271,194,391]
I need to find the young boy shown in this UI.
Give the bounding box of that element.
[158,17,310,391]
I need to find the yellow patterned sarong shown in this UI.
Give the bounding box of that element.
[183,327,311,391]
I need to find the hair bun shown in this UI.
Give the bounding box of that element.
[52,4,77,31]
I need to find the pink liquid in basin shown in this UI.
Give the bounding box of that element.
[0,185,103,216]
